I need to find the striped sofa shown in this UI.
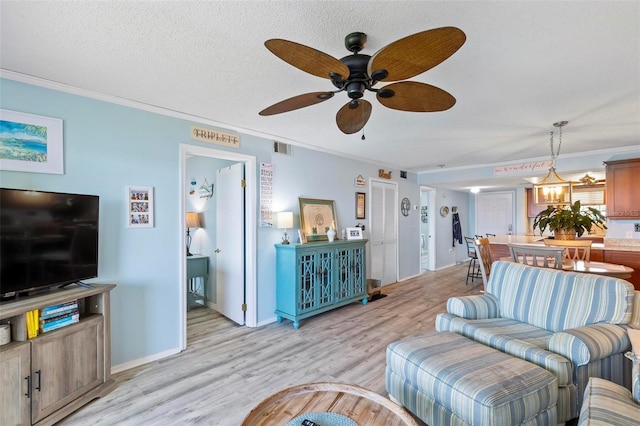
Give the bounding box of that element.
[435,261,635,423]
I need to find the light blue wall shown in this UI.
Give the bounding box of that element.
[0,78,421,367]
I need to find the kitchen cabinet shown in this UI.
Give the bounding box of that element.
[605,158,640,219]
[526,188,547,218]
[603,250,640,290]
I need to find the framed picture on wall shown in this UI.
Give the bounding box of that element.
[298,197,337,242]
[356,192,366,219]
[0,109,64,174]
[127,186,154,228]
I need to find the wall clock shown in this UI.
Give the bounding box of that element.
[440,206,449,217]
[401,197,411,216]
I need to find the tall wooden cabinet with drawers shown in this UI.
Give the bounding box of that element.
[0,284,115,426]
[275,240,368,329]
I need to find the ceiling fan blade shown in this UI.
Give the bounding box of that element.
[259,92,334,116]
[368,27,466,82]
[265,39,350,80]
[336,99,372,134]
[376,81,456,112]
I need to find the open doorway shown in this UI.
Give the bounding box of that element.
[420,186,436,271]
[179,144,257,351]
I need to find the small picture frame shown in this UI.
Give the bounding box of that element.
[356,192,366,220]
[346,227,363,240]
[127,186,154,227]
[298,229,308,244]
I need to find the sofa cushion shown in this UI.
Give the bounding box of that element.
[487,261,634,331]
[436,313,573,386]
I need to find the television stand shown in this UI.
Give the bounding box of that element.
[59,281,94,289]
[0,283,116,425]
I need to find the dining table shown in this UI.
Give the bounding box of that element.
[499,257,634,279]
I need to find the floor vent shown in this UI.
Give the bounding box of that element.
[273,141,291,156]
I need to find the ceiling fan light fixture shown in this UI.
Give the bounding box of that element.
[261,28,465,134]
[370,69,388,82]
[346,81,365,99]
[377,88,395,98]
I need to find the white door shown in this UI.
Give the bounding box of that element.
[370,179,398,285]
[215,162,245,325]
[475,192,514,236]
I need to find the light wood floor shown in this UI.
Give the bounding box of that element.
[59,263,482,425]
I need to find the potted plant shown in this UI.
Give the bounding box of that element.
[533,200,607,239]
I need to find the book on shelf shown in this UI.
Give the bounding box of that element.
[40,300,79,319]
[26,309,40,339]
[39,309,80,326]
[40,314,80,333]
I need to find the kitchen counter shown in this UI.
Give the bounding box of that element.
[487,235,640,252]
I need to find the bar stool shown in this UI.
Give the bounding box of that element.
[464,236,481,285]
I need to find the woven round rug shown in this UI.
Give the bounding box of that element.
[285,411,359,426]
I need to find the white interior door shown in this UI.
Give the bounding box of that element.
[215,162,245,325]
[475,192,514,236]
[370,179,398,285]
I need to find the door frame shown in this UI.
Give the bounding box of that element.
[420,186,437,271]
[179,144,257,350]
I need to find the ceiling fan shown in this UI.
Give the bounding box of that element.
[259,27,466,134]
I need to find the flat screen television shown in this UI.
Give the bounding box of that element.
[0,188,99,298]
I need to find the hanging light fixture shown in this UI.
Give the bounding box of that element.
[533,121,573,205]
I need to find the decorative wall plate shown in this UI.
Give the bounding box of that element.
[401,197,411,216]
[440,206,449,217]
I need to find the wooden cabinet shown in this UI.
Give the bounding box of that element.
[0,342,31,425]
[603,250,640,290]
[526,188,547,218]
[0,284,115,426]
[275,240,367,329]
[605,158,640,218]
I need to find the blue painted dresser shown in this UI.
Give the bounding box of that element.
[275,239,368,329]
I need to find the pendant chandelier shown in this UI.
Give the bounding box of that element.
[533,121,573,205]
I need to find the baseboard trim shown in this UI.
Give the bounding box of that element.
[111,347,181,374]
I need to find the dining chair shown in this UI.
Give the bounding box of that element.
[474,237,493,290]
[464,236,481,285]
[542,238,592,261]
[508,244,564,269]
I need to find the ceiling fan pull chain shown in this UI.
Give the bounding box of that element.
[361,129,366,140]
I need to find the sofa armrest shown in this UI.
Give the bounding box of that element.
[548,324,630,367]
[446,294,500,319]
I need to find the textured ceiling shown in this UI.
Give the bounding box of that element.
[1,1,639,189]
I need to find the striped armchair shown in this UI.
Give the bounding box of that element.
[578,351,640,425]
[436,261,635,423]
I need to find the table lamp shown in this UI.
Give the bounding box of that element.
[186,211,201,256]
[277,211,294,245]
